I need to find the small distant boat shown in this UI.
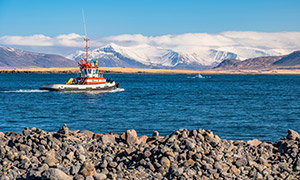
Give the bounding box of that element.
[196,74,205,78]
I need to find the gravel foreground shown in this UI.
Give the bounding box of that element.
[0,124,299,180]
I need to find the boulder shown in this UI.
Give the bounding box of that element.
[57,124,69,136]
[161,157,170,168]
[138,135,148,144]
[70,164,81,175]
[93,172,107,180]
[93,133,103,139]
[120,129,139,146]
[79,163,95,177]
[287,129,300,140]
[101,134,116,144]
[79,130,94,139]
[18,144,32,152]
[43,150,59,167]
[152,131,159,137]
[247,139,262,146]
[41,168,73,180]
[229,165,240,176]
[26,169,43,180]
[235,157,248,167]
[22,127,31,136]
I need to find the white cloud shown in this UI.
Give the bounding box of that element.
[0,34,54,46]
[0,33,85,47]
[1,31,300,60]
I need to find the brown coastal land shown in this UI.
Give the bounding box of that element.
[0,125,300,179]
[1,67,300,75]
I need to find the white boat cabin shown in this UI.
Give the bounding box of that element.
[78,68,102,78]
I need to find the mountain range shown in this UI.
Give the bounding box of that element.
[215,51,300,70]
[0,46,77,68]
[1,32,300,69]
[0,44,300,70]
[69,43,237,70]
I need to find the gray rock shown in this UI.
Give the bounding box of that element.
[287,129,300,140]
[57,124,69,136]
[100,159,107,169]
[23,127,31,136]
[108,161,118,168]
[229,165,240,176]
[147,162,155,172]
[70,164,81,175]
[79,163,95,177]
[101,134,116,144]
[37,164,49,172]
[79,130,94,139]
[26,169,43,180]
[41,168,73,180]
[214,161,229,172]
[120,129,139,146]
[73,174,84,180]
[247,139,262,146]
[85,176,94,180]
[144,150,152,158]
[43,150,59,167]
[153,131,159,137]
[161,157,170,168]
[7,152,15,161]
[78,154,86,162]
[93,172,107,180]
[294,158,300,171]
[235,157,248,167]
[0,176,9,180]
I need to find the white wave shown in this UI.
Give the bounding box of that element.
[1,89,49,93]
[187,75,211,79]
[110,88,125,93]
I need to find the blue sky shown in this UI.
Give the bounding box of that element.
[0,0,300,37]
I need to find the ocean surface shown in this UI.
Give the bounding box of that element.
[0,73,299,142]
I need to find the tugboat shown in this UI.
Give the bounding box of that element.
[40,37,119,92]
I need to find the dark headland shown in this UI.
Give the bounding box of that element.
[0,125,299,179]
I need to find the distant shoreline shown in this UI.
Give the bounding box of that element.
[1,67,300,75]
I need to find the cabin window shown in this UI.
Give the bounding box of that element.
[88,69,92,74]
[95,69,98,74]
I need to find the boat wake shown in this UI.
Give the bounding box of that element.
[1,89,49,93]
[65,88,125,94]
[1,88,125,94]
[110,88,125,93]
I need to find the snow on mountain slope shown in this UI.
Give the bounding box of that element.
[69,43,237,69]
[69,43,180,68]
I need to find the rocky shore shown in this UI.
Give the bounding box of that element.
[0,125,299,180]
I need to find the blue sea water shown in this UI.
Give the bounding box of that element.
[0,73,299,142]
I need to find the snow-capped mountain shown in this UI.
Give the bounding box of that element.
[2,31,300,69]
[69,43,237,69]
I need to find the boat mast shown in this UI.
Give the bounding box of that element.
[84,37,89,63]
[82,9,89,63]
